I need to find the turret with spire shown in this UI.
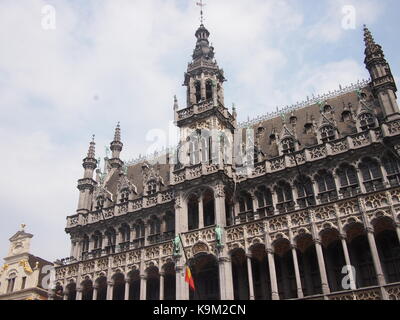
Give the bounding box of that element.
[109,122,124,170]
[77,136,98,213]
[363,25,399,120]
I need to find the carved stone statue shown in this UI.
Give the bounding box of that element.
[215,225,223,248]
[172,235,181,256]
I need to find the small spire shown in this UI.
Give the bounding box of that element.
[20,224,26,231]
[87,135,96,159]
[174,95,179,110]
[363,25,376,50]
[114,122,121,142]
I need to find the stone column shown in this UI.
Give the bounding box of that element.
[314,239,330,295]
[106,281,114,300]
[366,229,386,286]
[246,254,255,300]
[200,74,206,100]
[340,235,356,290]
[215,185,227,226]
[198,196,204,229]
[218,256,234,300]
[92,285,98,300]
[160,272,165,301]
[140,275,147,300]
[291,245,304,299]
[266,248,280,300]
[175,264,189,300]
[124,279,130,300]
[76,287,83,300]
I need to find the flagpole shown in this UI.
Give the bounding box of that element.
[178,233,200,300]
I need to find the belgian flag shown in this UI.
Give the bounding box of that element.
[185,266,195,291]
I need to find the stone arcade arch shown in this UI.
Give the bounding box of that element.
[230,248,249,300]
[81,277,93,300]
[295,234,322,297]
[373,217,400,284]
[112,272,125,300]
[345,223,377,288]
[273,239,296,299]
[66,281,76,300]
[146,266,160,300]
[320,228,347,293]
[163,262,176,300]
[127,269,141,300]
[189,253,220,300]
[250,244,272,300]
[95,275,108,300]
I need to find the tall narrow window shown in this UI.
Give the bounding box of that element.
[7,274,16,294]
[255,186,274,217]
[206,80,213,100]
[295,176,316,208]
[315,170,338,203]
[382,154,400,187]
[275,181,294,213]
[359,158,383,192]
[21,277,27,290]
[195,81,201,103]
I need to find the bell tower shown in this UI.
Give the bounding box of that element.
[173,22,236,168]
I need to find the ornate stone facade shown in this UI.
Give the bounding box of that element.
[52,24,400,301]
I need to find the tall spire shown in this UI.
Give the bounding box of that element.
[109,122,124,169]
[363,25,399,120]
[114,122,121,142]
[87,135,96,159]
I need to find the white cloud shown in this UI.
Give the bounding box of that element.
[306,0,384,43]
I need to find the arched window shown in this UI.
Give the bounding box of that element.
[7,273,17,294]
[105,228,116,254]
[382,154,400,186]
[281,138,295,155]
[205,80,213,100]
[336,164,359,198]
[195,81,201,103]
[237,191,253,222]
[315,170,338,203]
[320,125,336,143]
[359,158,383,192]
[92,231,103,257]
[275,181,294,213]
[119,224,131,251]
[255,186,274,217]
[359,113,376,131]
[295,176,316,208]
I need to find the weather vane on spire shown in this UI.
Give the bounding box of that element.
[196,0,206,25]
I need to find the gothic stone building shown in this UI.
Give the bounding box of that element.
[52,24,400,301]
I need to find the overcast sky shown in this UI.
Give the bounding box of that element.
[1,0,399,262]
